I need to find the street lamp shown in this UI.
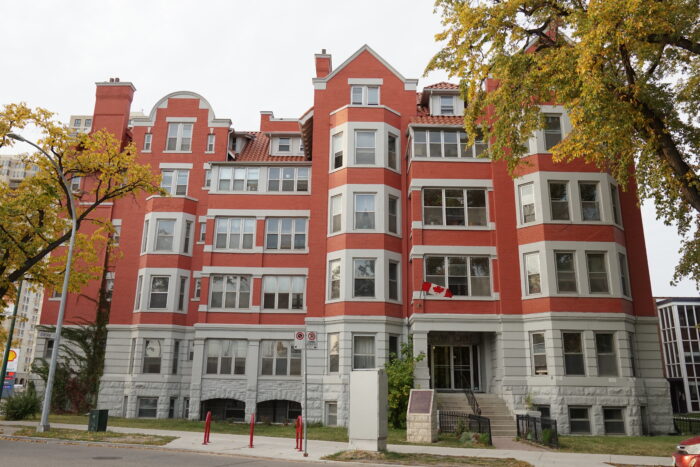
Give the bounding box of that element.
[6,132,77,432]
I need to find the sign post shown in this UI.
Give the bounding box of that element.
[294,330,319,457]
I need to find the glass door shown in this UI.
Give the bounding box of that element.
[431,344,480,390]
[432,346,451,389]
[453,346,471,389]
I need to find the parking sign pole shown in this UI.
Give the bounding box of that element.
[303,332,308,457]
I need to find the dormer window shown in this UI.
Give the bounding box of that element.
[440,96,455,115]
[350,86,379,106]
[544,114,562,150]
[278,137,291,152]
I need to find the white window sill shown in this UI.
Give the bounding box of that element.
[260,308,307,314]
[258,375,302,380]
[263,249,309,254]
[201,374,246,380]
[411,157,491,163]
[163,150,193,154]
[419,224,493,231]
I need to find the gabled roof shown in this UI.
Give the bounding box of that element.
[312,45,418,90]
[424,82,459,90]
[409,115,464,126]
[235,132,307,163]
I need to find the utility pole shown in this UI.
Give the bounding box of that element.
[0,280,23,402]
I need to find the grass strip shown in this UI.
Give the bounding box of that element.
[324,450,531,466]
[11,427,177,446]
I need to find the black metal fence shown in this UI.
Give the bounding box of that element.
[674,416,700,434]
[516,414,559,448]
[438,410,492,445]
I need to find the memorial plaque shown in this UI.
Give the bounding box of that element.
[408,390,433,414]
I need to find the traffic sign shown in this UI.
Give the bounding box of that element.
[307,331,316,342]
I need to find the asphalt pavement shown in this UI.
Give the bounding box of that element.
[0,438,325,467]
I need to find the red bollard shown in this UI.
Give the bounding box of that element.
[202,410,212,445]
[248,412,255,448]
[295,415,303,451]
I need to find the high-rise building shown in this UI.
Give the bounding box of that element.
[0,154,39,188]
[37,46,672,435]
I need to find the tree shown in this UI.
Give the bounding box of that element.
[385,338,425,429]
[427,0,700,286]
[0,103,161,305]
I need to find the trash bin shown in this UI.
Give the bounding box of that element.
[88,409,109,432]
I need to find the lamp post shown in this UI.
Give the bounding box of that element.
[6,133,77,432]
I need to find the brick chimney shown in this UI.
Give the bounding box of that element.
[92,78,136,147]
[315,49,332,78]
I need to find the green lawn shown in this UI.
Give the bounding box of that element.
[12,427,176,446]
[558,435,685,457]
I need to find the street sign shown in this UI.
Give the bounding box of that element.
[4,348,19,372]
[294,331,306,350]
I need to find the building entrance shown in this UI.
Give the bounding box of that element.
[431,345,480,391]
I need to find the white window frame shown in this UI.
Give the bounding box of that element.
[160,169,189,196]
[326,401,338,426]
[216,166,259,192]
[206,133,215,153]
[154,219,177,252]
[328,333,339,373]
[198,221,206,243]
[354,130,376,165]
[331,132,344,170]
[143,133,152,152]
[142,339,163,374]
[586,251,610,294]
[352,334,376,369]
[543,114,563,151]
[388,195,399,234]
[555,251,578,293]
[328,259,341,300]
[610,183,622,226]
[424,255,492,297]
[422,188,488,228]
[330,194,342,234]
[353,258,376,298]
[205,339,247,375]
[531,332,547,375]
[267,166,309,192]
[148,276,170,309]
[214,217,255,250]
[176,275,188,311]
[548,180,571,221]
[354,193,376,230]
[579,181,601,221]
[388,260,400,301]
[439,95,455,115]
[193,278,201,300]
[278,137,291,152]
[524,252,541,295]
[412,129,486,159]
[209,274,251,310]
[350,85,380,106]
[262,276,305,310]
[519,183,536,224]
[618,253,631,297]
[166,122,193,152]
[595,332,618,376]
[265,218,307,251]
[387,133,398,171]
[260,340,301,376]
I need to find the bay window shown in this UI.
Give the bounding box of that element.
[422,188,487,227]
[353,259,376,297]
[555,251,577,292]
[148,276,169,309]
[267,167,309,192]
[563,332,585,375]
[579,182,600,221]
[549,181,570,221]
[424,255,491,297]
[330,194,342,233]
[524,252,541,295]
[328,259,341,300]
[355,130,376,164]
[531,333,547,375]
[586,252,609,293]
[154,219,176,251]
[354,194,376,229]
[519,183,535,223]
[544,114,562,150]
[332,132,344,169]
[142,339,162,373]
[413,129,486,158]
[353,335,375,369]
[596,333,618,376]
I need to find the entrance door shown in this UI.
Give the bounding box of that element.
[431,345,480,390]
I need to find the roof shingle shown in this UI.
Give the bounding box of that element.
[423,82,459,90]
[236,132,307,162]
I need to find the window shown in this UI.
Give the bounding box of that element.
[328,259,341,300]
[353,259,376,297]
[143,339,162,373]
[205,339,247,375]
[84,118,92,127]
[278,137,291,152]
[206,134,215,152]
[569,407,590,434]
[524,253,541,295]
[137,397,158,418]
[217,167,259,192]
[519,183,535,223]
[168,397,176,418]
[134,276,143,310]
[413,130,485,158]
[353,335,375,369]
[388,261,399,301]
[350,85,379,106]
[105,272,115,302]
[388,195,399,234]
[536,405,551,418]
[183,398,190,419]
[193,278,201,300]
[563,332,585,375]
[579,182,600,221]
[265,218,307,250]
[586,252,609,293]
[548,181,570,221]
[44,339,54,359]
[267,167,309,192]
[619,253,630,296]
[113,225,121,246]
[326,402,338,426]
[354,194,376,229]
[603,407,625,434]
[387,134,398,170]
[262,276,305,310]
[628,332,637,377]
[74,118,81,127]
[172,340,181,374]
[183,221,192,253]
[555,252,577,293]
[422,188,487,227]
[70,176,81,193]
[204,169,211,188]
[425,256,491,296]
[610,184,621,225]
[332,132,343,169]
[166,122,193,151]
[148,276,169,309]
[154,219,176,251]
[215,217,255,250]
[531,333,547,375]
[596,333,618,376]
[187,340,194,360]
[330,195,342,233]
[328,333,339,373]
[51,289,62,299]
[143,133,152,152]
[544,114,562,150]
[209,275,251,309]
[355,131,376,164]
[389,335,399,361]
[161,170,188,196]
[141,220,149,253]
[177,276,187,311]
[260,340,301,376]
[198,221,206,242]
[439,95,455,115]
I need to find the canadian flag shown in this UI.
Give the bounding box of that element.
[421,281,453,298]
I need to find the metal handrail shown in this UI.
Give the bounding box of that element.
[465,387,481,416]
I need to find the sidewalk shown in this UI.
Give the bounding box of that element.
[0,421,672,467]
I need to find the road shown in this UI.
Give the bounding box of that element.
[0,438,328,466]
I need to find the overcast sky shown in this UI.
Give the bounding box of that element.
[1,0,696,297]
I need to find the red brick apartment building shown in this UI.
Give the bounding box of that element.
[37,45,672,435]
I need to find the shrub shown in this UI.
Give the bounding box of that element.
[385,338,425,429]
[458,431,474,444]
[455,419,467,437]
[479,432,490,445]
[542,428,553,445]
[2,389,42,420]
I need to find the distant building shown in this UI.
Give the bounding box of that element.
[68,111,145,135]
[657,297,700,413]
[2,285,44,386]
[0,154,39,188]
